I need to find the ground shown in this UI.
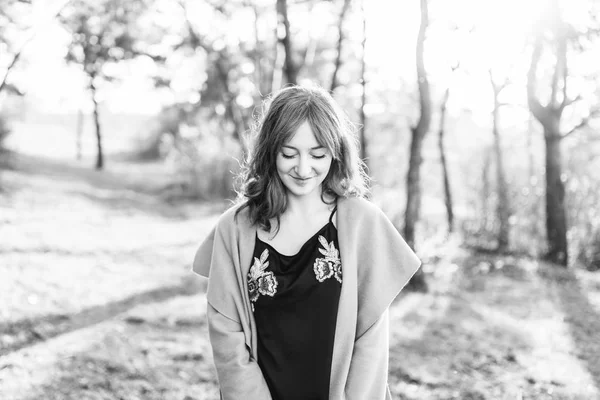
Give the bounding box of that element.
[0,151,599,400]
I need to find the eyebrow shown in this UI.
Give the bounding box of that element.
[282,145,326,150]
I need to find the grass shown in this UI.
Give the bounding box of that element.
[389,250,599,400]
[1,295,218,400]
[1,151,599,400]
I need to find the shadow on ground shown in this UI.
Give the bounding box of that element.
[387,250,596,399]
[0,276,205,358]
[2,294,219,400]
[539,264,600,394]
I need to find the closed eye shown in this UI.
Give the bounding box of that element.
[280,153,327,159]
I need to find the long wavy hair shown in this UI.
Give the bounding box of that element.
[235,85,370,232]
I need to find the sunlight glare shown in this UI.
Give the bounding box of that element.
[467,0,546,78]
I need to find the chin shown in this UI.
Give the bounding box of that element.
[283,177,322,198]
[287,185,317,197]
[289,187,316,197]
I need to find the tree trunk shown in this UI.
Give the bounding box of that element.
[330,0,351,92]
[405,130,424,246]
[251,5,264,95]
[544,127,568,264]
[215,57,248,157]
[76,108,83,161]
[527,23,569,266]
[276,0,298,85]
[527,114,535,183]
[438,88,454,233]
[272,39,284,91]
[491,82,510,251]
[250,4,273,95]
[527,115,541,245]
[359,0,368,170]
[89,77,103,170]
[403,0,431,292]
[482,146,492,231]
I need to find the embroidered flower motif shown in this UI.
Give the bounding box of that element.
[313,235,342,284]
[247,248,278,311]
[333,262,342,283]
[258,272,278,296]
[314,258,334,282]
[248,278,259,303]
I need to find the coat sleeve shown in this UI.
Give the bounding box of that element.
[344,201,421,399]
[192,225,216,278]
[192,213,272,400]
[344,309,392,400]
[355,204,422,337]
[208,304,273,400]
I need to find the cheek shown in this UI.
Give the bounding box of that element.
[318,158,334,175]
[275,156,292,172]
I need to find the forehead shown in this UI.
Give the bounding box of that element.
[284,121,323,149]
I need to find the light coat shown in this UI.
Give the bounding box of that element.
[192,196,421,399]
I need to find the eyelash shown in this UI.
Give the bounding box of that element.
[281,154,326,160]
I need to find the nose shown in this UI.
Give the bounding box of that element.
[295,155,312,178]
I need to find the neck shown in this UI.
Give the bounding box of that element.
[285,189,330,217]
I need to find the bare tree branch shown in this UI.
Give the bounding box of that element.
[559,43,568,111]
[330,0,351,92]
[560,94,582,112]
[0,0,70,94]
[0,43,28,93]
[177,0,211,53]
[488,69,510,100]
[450,60,461,72]
[562,107,600,139]
[527,36,546,121]
[203,0,228,16]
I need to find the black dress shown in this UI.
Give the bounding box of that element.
[247,207,342,400]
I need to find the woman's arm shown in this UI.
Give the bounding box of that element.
[344,309,393,400]
[193,207,273,400]
[207,303,273,400]
[343,202,420,400]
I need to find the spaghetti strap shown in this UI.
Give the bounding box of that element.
[329,206,338,224]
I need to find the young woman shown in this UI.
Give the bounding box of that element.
[193,85,421,400]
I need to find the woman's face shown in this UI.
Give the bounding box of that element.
[276,121,333,200]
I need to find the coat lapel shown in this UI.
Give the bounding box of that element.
[329,197,358,399]
[236,210,260,358]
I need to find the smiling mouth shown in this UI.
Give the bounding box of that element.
[291,176,314,181]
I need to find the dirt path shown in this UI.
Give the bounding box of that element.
[0,293,218,400]
[0,278,201,357]
[0,152,222,399]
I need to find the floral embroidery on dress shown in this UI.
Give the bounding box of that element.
[248,248,278,311]
[314,235,342,283]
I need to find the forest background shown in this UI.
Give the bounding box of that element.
[1,0,600,399]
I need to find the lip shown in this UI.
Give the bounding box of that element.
[291,176,314,181]
[290,175,314,186]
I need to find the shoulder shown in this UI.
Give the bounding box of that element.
[337,196,396,239]
[338,196,386,220]
[214,201,253,235]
